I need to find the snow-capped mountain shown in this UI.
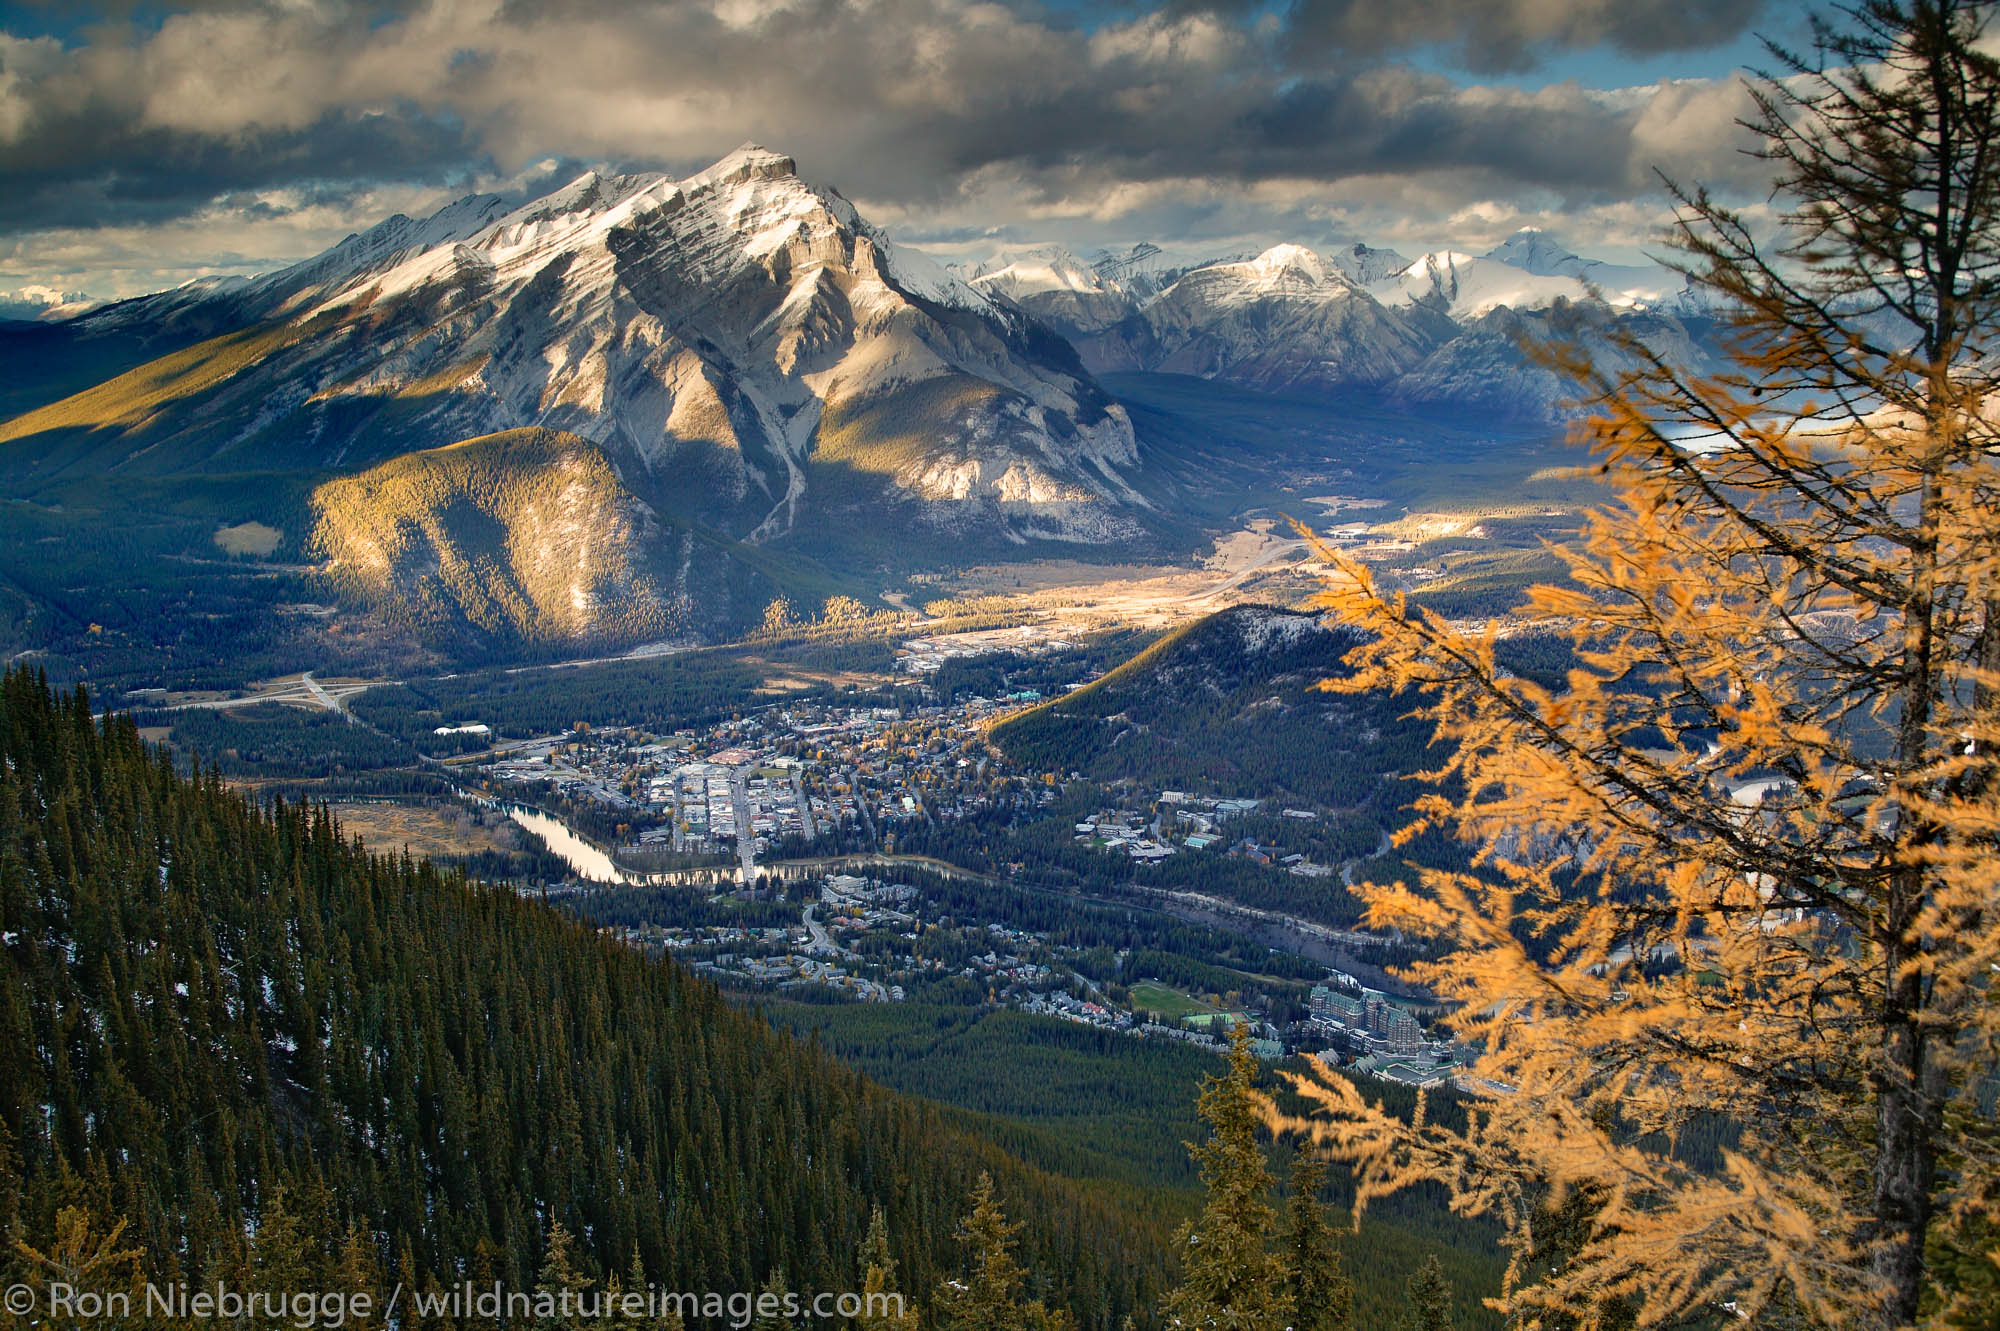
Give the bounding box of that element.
[1482,227,1686,307]
[963,246,1140,334]
[1077,244,1435,393]
[0,146,1166,648]
[958,241,1218,333]
[948,229,1714,421]
[1364,230,1690,320]
[1327,243,1411,286]
[38,146,1142,545]
[1367,249,1603,320]
[1089,243,1199,300]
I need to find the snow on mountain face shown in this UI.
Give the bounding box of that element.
[962,246,1142,335]
[1483,227,1591,277]
[67,144,1138,546]
[1328,242,1411,286]
[945,234,1719,422]
[966,246,1109,296]
[1386,302,1725,422]
[1091,242,1204,302]
[1229,605,1327,654]
[1075,244,1434,393]
[961,241,1231,337]
[1479,228,1688,309]
[1368,250,1601,320]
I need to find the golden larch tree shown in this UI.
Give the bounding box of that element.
[1271,3,2000,1328]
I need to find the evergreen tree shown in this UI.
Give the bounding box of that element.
[250,1187,323,1296]
[1397,1256,1454,1331]
[537,1220,592,1331]
[1160,1026,1289,1331]
[1512,1186,1632,1331]
[1279,1155,1350,1331]
[8,1207,149,1331]
[752,1269,798,1331]
[858,1207,918,1331]
[0,670,1168,1331]
[935,1175,1072,1331]
[334,1224,384,1331]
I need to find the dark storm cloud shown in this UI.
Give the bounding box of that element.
[0,103,484,231]
[0,0,1773,289]
[1279,0,1770,74]
[1233,70,1633,187]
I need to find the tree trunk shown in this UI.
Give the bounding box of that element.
[1871,460,1945,1327]
[1872,931,1936,1327]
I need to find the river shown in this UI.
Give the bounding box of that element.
[507,805,631,884]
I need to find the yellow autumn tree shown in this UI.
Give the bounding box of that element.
[1272,3,2000,1329]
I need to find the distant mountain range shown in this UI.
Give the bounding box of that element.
[0,146,1720,665]
[957,229,1714,419]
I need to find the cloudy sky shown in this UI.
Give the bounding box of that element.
[0,0,1815,315]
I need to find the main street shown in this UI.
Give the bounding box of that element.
[730,769,756,884]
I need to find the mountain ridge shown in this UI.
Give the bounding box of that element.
[963,230,1710,421]
[3,146,1142,549]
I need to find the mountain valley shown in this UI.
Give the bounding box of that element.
[0,150,1637,1328]
[0,146,1668,684]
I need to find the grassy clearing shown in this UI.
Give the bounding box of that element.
[1128,980,1220,1022]
[325,801,524,859]
[213,521,282,556]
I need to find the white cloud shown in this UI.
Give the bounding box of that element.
[0,0,1786,301]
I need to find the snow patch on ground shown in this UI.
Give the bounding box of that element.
[1229,606,1326,653]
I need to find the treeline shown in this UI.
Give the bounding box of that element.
[0,474,324,694]
[760,1002,1214,1193]
[354,651,800,743]
[0,670,1173,1328]
[806,1011,1511,1331]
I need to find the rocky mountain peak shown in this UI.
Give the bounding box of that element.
[1329,242,1412,286]
[1483,226,1587,277]
[21,145,1141,556]
[687,143,801,189]
[1239,244,1338,291]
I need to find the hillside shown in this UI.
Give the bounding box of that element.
[0,671,1168,1325]
[989,604,1435,807]
[0,147,1165,666]
[310,426,783,647]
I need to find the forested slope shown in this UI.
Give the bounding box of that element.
[0,670,1168,1326]
[989,605,1435,805]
